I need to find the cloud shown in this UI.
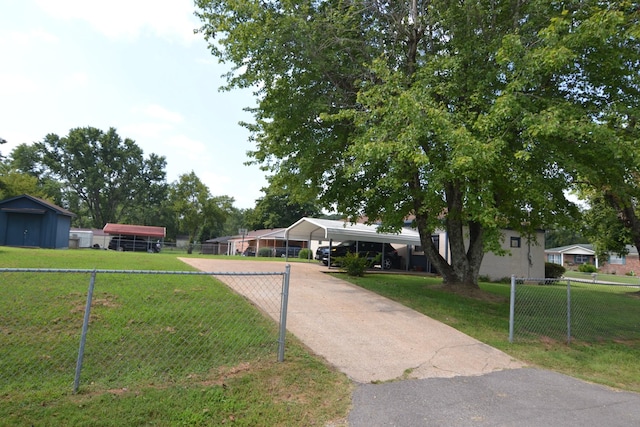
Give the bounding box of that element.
[35,0,200,44]
[121,122,175,140]
[138,104,184,124]
[0,29,59,47]
[0,74,39,96]
[63,72,89,89]
[201,170,232,196]
[164,135,208,159]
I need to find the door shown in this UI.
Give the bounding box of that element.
[6,213,42,247]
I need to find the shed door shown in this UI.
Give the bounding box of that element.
[6,213,42,247]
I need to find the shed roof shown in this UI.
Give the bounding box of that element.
[0,194,75,217]
[103,223,166,238]
[284,217,422,245]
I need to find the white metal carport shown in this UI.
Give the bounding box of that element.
[284,217,422,268]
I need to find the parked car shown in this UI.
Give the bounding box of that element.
[108,236,160,253]
[274,246,302,258]
[315,240,400,270]
[242,247,256,257]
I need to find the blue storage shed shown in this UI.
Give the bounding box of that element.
[0,194,75,249]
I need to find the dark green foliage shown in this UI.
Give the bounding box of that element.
[244,184,322,230]
[36,127,168,228]
[545,262,566,279]
[298,248,311,259]
[578,263,598,273]
[258,247,274,257]
[338,252,369,277]
[194,0,640,289]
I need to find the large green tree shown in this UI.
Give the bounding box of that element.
[168,171,234,245]
[197,0,637,288]
[245,183,322,230]
[37,127,167,228]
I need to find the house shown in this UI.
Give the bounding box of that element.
[202,236,232,255]
[546,244,640,275]
[0,194,75,249]
[226,228,309,257]
[545,244,597,268]
[285,217,545,280]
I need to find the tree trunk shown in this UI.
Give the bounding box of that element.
[413,181,485,289]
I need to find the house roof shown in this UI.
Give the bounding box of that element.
[103,223,166,238]
[205,236,233,243]
[545,244,595,255]
[0,194,75,217]
[284,217,422,246]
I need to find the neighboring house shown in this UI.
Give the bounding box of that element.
[202,236,232,255]
[0,194,75,249]
[599,246,640,276]
[226,228,308,257]
[545,244,597,269]
[545,243,640,275]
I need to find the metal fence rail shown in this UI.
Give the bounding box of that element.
[509,276,640,344]
[0,267,290,394]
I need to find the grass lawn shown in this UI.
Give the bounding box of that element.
[0,247,351,427]
[337,272,640,393]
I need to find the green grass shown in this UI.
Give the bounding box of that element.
[564,269,640,285]
[0,247,351,426]
[338,273,640,393]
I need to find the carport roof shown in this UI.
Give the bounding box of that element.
[103,223,166,238]
[284,217,422,245]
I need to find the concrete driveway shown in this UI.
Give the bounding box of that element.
[180,258,640,426]
[179,258,522,383]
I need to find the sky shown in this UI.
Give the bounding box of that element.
[0,0,267,209]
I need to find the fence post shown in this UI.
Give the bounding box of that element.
[278,264,291,362]
[566,279,572,345]
[74,269,96,393]
[509,275,516,343]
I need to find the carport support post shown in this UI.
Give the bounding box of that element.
[74,269,96,393]
[278,265,291,362]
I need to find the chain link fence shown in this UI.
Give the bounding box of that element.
[0,267,290,395]
[509,276,640,344]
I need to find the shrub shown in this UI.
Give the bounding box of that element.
[338,252,369,277]
[298,248,311,259]
[545,262,566,278]
[578,263,598,273]
[258,247,274,257]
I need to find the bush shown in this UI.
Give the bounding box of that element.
[298,248,311,259]
[258,247,274,257]
[545,262,566,278]
[338,252,369,277]
[578,263,598,273]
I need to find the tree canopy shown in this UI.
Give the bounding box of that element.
[168,171,235,244]
[196,0,639,287]
[245,183,322,230]
[32,127,168,229]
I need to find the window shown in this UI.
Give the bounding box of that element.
[510,237,521,248]
[608,255,626,265]
[547,253,561,264]
[574,254,590,264]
